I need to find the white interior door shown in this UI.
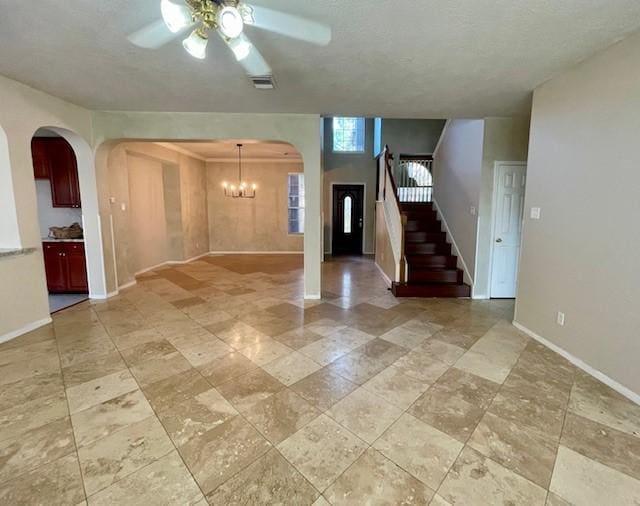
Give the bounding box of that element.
[490,162,526,298]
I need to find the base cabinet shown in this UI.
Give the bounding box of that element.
[43,242,88,293]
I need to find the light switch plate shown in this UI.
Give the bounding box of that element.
[470,206,477,216]
[120,203,127,211]
[557,312,565,326]
[530,207,541,219]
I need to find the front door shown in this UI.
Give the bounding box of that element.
[332,185,364,255]
[490,163,526,298]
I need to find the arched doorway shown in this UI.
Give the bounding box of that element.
[31,127,107,310]
[0,125,21,249]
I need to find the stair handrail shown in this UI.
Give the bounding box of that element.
[394,154,434,203]
[377,145,407,282]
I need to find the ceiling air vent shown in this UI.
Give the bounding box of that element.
[250,75,275,90]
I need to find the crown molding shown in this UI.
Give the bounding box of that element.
[206,157,302,164]
[154,142,207,161]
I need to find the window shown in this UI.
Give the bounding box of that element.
[343,196,352,233]
[288,173,305,234]
[332,117,365,153]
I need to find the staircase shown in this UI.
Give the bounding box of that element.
[376,147,471,298]
[392,202,471,297]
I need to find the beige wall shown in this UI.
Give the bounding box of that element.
[380,119,446,156]
[180,156,209,260]
[323,118,377,254]
[106,142,209,287]
[432,119,485,282]
[374,202,396,284]
[0,75,100,338]
[474,117,530,297]
[207,161,303,252]
[127,154,169,273]
[515,31,640,396]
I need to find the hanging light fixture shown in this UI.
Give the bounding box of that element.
[222,143,257,198]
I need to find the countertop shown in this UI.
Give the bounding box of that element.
[0,247,37,259]
[42,238,85,243]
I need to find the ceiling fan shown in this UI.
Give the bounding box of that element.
[128,0,331,78]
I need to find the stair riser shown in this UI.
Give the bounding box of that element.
[405,221,442,232]
[405,243,452,255]
[405,232,446,243]
[403,211,438,221]
[406,256,458,269]
[392,283,471,298]
[408,270,463,284]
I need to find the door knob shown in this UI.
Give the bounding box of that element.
[496,238,503,243]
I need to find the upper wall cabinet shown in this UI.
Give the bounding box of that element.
[31,137,81,208]
[31,138,51,179]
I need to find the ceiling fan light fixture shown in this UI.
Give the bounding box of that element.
[183,29,208,59]
[217,6,244,39]
[228,34,252,61]
[161,0,192,33]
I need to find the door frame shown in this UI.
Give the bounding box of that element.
[488,161,527,299]
[329,182,366,255]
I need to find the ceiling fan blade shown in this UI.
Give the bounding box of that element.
[127,19,185,49]
[220,32,272,76]
[240,3,331,46]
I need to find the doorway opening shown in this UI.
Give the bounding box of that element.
[31,128,89,313]
[332,184,364,255]
[489,161,527,298]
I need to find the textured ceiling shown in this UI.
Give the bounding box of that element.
[161,139,301,160]
[1,0,639,117]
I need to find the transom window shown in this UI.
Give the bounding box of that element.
[287,173,305,234]
[332,117,365,153]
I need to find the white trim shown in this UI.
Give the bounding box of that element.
[207,157,302,164]
[209,250,303,255]
[432,199,474,288]
[329,182,367,255]
[513,321,640,406]
[154,142,207,161]
[0,317,52,345]
[432,119,450,159]
[167,251,211,264]
[374,260,393,288]
[487,161,527,298]
[109,213,119,291]
[304,293,321,300]
[90,290,121,300]
[117,280,137,291]
[472,293,489,300]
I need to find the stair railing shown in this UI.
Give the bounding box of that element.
[392,155,434,203]
[376,145,407,283]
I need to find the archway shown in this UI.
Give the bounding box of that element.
[32,127,107,302]
[0,125,21,249]
[97,138,304,293]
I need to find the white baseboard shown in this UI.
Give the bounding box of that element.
[209,251,303,255]
[472,293,489,300]
[89,290,119,300]
[374,261,393,288]
[167,252,211,264]
[513,321,640,406]
[304,293,321,300]
[118,280,137,291]
[432,199,474,288]
[0,317,52,345]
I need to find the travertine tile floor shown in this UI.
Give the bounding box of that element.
[1,254,639,505]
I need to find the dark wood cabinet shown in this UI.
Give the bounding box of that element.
[31,138,51,179]
[43,241,88,293]
[31,137,81,208]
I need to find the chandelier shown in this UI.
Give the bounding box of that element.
[222,143,257,198]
